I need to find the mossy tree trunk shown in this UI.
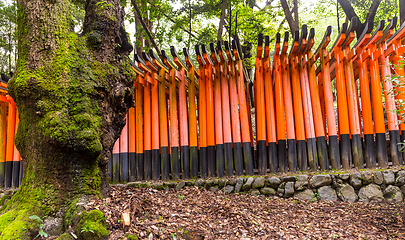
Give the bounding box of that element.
[1,0,134,238]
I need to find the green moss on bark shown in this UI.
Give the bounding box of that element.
[76,210,108,239]
[56,233,75,240]
[0,209,33,239]
[2,0,135,238]
[123,234,139,240]
[11,33,108,157]
[0,196,10,206]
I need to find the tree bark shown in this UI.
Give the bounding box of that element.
[280,0,298,33]
[400,0,405,25]
[3,0,134,238]
[338,0,381,39]
[217,0,228,41]
[132,0,161,55]
[135,9,144,55]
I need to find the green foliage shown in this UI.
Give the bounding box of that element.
[311,192,320,202]
[347,0,398,24]
[81,226,95,233]
[76,210,109,240]
[29,215,48,238]
[0,1,17,73]
[124,234,139,240]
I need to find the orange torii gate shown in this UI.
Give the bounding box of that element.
[4,19,405,184]
[100,19,405,180]
[0,84,22,189]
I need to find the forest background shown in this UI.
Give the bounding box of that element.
[0,0,402,77]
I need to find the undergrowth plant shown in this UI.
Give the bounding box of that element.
[29,215,48,238]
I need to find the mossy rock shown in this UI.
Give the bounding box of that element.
[123,234,139,240]
[75,210,109,240]
[152,183,165,190]
[63,201,85,230]
[0,209,35,239]
[56,233,75,240]
[139,183,152,188]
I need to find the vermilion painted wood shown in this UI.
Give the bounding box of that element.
[0,102,6,187]
[5,97,15,188]
[135,80,144,180]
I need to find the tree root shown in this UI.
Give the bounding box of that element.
[0,191,109,239]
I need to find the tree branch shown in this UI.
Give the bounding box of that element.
[217,0,228,41]
[400,0,405,25]
[163,13,198,39]
[131,0,161,56]
[337,0,359,21]
[280,0,298,33]
[365,0,381,22]
[145,0,199,39]
[338,0,381,39]
[293,0,298,29]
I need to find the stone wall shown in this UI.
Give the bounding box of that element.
[127,169,405,202]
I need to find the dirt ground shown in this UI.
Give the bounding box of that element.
[87,185,405,239]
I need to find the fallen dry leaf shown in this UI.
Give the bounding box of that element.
[89,185,405,239]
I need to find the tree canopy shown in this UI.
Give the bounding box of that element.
[0,0,403,72]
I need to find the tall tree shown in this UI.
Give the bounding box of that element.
[217,0,228,41]
[0,2,17,74]
[280,0,299,33]
[2,0,134,238]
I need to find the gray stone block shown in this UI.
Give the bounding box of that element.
[309,175,332,188]
[338,173,350,181]
[218,179,227,188]
[223,185,234,194]
[242,177,254,191]
[260,187,276,196]
[281,176,297,182]
[252,177,265,189]
[294,189,315,201]
[318,186,338,201]
[383,170,395,185]
[194,179,205,186]
[337,184,358,202]
[266,177,281,188]
[361,171,373,184]
[373,171,384,185]
[384,185,403,202]
[176,181,186,191]
[358,184,384,202]
[350,172,363,189]
[227,178,237,186]
[284,182,295,197]
[395,171,405,186]
[249,189,260,196]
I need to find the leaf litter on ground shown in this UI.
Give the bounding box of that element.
[90,185,405,239]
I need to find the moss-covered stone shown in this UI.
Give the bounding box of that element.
[76,210,108,240]
[63,200,85,230]
[123,234,139,240]
[0,208,35,239]
[56,233,75,240]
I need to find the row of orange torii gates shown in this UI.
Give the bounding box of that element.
[1,17,405,186]
[107,16,405,183]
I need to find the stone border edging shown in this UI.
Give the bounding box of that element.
[122,169,405,203]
